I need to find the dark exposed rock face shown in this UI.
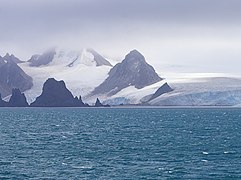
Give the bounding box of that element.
[28,49,56,67]
[0,93,8,107]
[91,50,162,96]
[148,83,173,101]
[3,53,24,64]
[31,78,87,107]
[86,49,113,67]
[0,56,33,98]
[8,89,29,107]
[94,98,110,107]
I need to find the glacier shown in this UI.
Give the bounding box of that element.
[19,48,114,103]
[14,48,241,107]
[148,77,241,106]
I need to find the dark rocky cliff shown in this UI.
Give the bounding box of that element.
[148,83,173,101]
[94,98,110,107]
[91,50,162,96]
[0,56,33,98]
[8,89,29,107]
[31,78,87,107]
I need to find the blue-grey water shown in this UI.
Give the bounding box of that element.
[0,108,241,179]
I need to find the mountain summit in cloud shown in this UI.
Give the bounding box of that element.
[28,48,56,67]
[28,48,112,67]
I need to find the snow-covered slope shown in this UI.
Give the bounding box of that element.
[18,48,241,107]
[28,48,112,67]
[20,48,166,105]
[19,48,113,103]
[49,48,112,67]
[85,73,241,106]
[148,77,241,106]
[86,80,167,105]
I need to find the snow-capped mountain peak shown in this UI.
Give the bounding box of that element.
[28,48,112,67]
[91,49,163,96]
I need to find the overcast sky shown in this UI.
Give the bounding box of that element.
[0,0,241,73]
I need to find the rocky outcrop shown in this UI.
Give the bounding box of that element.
[148,83,173,101]
[28,48,56,67]
[8,89,29,107]
[31,78,88,107]
[91,50,162,96]
[94,98,110,107]
[0,56,33,98]
[3,53,24,64]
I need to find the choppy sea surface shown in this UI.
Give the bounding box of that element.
[0,108,241,179]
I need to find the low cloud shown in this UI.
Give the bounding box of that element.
[0,0,241,73]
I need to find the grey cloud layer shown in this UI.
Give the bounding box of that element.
[2,0,241,25]
[0,0,241,73]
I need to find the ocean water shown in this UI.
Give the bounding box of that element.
[0,108,241,179]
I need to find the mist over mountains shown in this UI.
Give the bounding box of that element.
[1,48,241,107]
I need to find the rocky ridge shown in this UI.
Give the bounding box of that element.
[91,50,162,96]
